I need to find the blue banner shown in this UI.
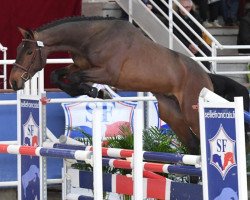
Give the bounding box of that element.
[204,107,238,199]
[21,99,40,200]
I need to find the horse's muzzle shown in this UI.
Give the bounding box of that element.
[10,80,23,91]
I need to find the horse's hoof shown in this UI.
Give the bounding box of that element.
[97,89,113,99]
[88,87,98,98]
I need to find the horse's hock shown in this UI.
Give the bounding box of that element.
[82,1,123,18]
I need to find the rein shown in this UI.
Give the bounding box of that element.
[13,39,45,81]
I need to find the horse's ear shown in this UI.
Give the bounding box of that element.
[18,27,35,39]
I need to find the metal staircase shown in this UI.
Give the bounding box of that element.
[115,0,191,56]
[115,0,250,84]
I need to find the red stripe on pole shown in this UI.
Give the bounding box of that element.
[144,162,164,173]
[147,178,166,199]
[116,174,133,195]
[0,144,9,153]
[19,146,37,156]
[143,170,165,180]
[113,159,131,169]
[120,149,133,157]
[102,147,108,156]
[92,146,108,157]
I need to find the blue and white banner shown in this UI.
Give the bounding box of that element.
[20,98,40,200]
[199,95,248,200]
[62,84,167,138]
[204,108,238,199]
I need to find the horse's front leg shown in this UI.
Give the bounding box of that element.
[50,65,98,97]
[50,67,70,85]
[69,67,113,86]
[50,65,112,99]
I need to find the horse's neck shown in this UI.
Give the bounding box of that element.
[37,24,86,54]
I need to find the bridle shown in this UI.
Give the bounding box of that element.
[13,39,45,81]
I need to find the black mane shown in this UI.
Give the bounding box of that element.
[36,16,117,32]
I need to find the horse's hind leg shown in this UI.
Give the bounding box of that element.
[180,72,214,140]
[155,94,200,155]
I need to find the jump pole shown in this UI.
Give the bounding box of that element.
[43,142,201,166]
[199,88,248,199]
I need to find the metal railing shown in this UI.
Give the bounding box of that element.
[0,43,7,89]
[115,0,250,76]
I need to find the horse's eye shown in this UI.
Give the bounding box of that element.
[27,50,33,55]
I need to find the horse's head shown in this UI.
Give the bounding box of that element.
[9,27,47,90]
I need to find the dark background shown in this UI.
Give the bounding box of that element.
[0,0,82,88]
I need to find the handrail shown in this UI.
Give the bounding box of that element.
[193,56,250,62]
[116,0,250,78]
[148,0,222,50]
[140,0,223,71]
[0,43,7,89]
[148,0,209,57]
[171,1,250,53]
[172,0,222,49]
[221,45,250,50]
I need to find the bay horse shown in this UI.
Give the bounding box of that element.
[50,70,250,145]
[9,16,214,154]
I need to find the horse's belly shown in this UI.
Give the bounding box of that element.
[115,76,173,93]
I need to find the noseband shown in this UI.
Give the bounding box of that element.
[13,39,45,81]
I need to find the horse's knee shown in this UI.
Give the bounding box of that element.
[68,71,83,84]
[50,68,69,85]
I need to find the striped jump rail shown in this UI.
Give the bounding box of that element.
[0,144,92,161]
[102,158,201,176]
[79,156,201,176]
[44,142,201,166]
